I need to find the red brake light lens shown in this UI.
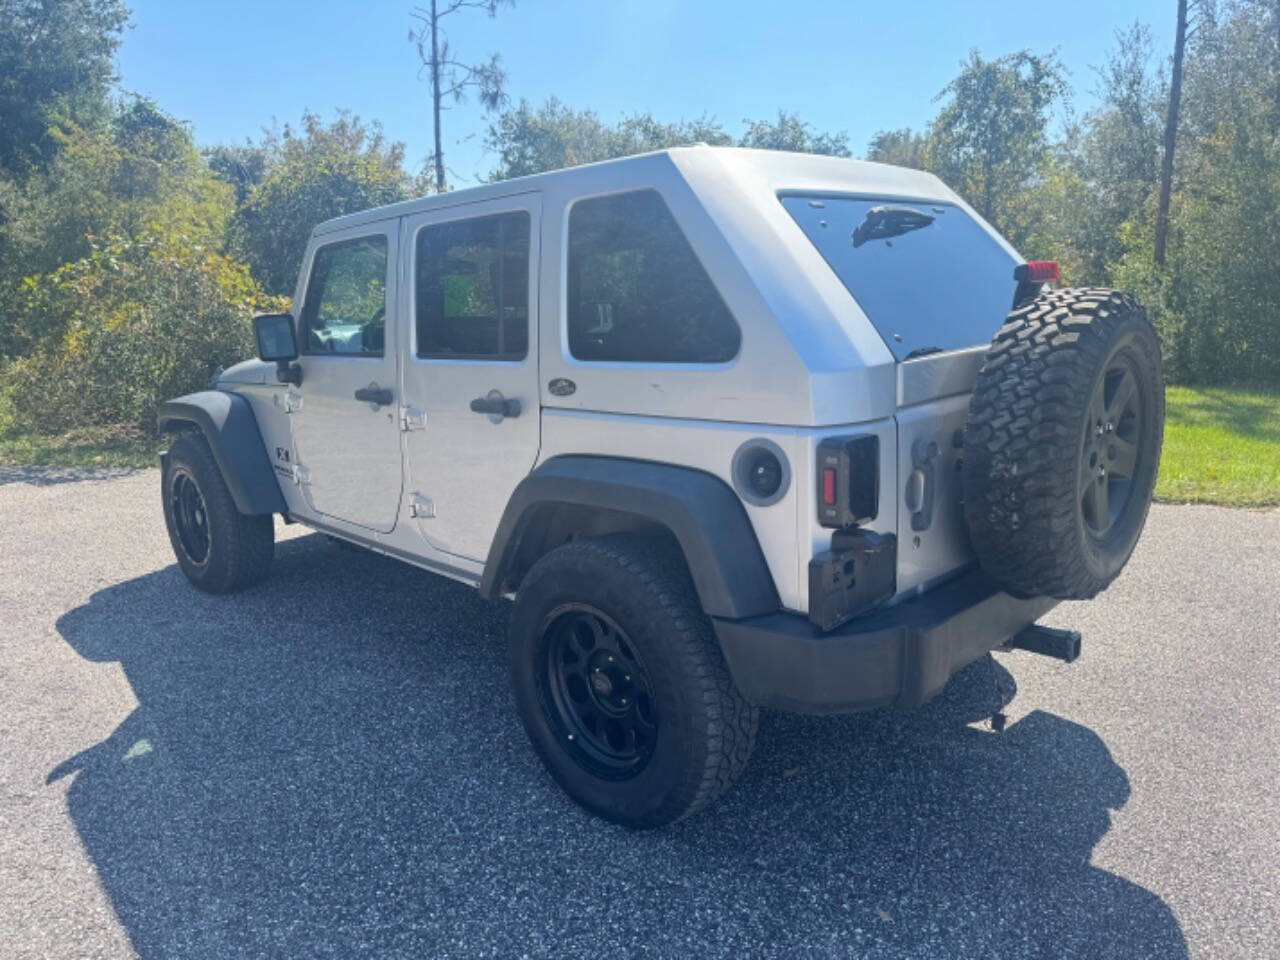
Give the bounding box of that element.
[1015,260,1059,285]
[822,468,837,506]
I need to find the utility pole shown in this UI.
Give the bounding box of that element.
[1154,0,1188,267]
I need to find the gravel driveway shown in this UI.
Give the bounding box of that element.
[1,469,1277,959]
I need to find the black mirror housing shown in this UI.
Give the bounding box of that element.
[253,313,298,363]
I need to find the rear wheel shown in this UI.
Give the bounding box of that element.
[162,433,274,593]
[508,535,757,828]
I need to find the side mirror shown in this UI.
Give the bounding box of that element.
[252,313,302,385]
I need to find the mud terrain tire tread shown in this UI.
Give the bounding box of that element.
[963,287,1163,600]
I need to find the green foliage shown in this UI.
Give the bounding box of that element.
[228,112,415,295]
[923,50,1069,248]
[866,128,928,169]
[1072,23,1165,281]
[0,98,235,357]
[486,98,728,179]
[8,99,232,270]
[486,99,847,180]
[3,233,286,436]
[738,112,851,156]
[0,0,129,178]
[1111,1,1280,386]
[205,140,276,207]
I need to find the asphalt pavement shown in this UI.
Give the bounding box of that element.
[1,467,1277,959]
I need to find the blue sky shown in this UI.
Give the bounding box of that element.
[116,0,1175,185]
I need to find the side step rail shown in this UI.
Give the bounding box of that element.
[1004,624,1082,663]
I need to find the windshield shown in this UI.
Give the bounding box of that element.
[781,194,1018,361]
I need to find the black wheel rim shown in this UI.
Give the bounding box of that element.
[1080,352,1143,538]
[170,470,211,564]
[538,604,658,780]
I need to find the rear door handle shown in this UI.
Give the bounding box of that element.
[469,390,521,420]
[354,384,393,406]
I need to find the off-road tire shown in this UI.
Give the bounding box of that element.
[508,534,758,828]
[963,288,1164,600]
[162,432,274,593]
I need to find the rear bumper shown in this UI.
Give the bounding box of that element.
[712,569,1057,714]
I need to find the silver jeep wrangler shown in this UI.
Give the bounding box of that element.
[158,146,1164,827]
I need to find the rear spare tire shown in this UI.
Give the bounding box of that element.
[963,288,1164,600]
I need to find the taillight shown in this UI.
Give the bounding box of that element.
[816,435,879,528]
[1014,260,1059,285]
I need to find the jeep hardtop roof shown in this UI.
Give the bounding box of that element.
[306,145,1023,428]
[313,145,972,237]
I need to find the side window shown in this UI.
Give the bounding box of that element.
[300,235,388,356]
[416,211,530,360]
[567,189,740,363]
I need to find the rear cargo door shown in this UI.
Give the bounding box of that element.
[782,195,1020,593]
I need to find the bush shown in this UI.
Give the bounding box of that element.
[2,232,285,435]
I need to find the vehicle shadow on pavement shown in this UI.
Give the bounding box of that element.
[50,533,1188,959]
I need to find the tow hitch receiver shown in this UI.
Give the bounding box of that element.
[1004,624,1082,663]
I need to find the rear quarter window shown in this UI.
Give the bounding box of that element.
[781,195,1018,361]
[567,189,740,364]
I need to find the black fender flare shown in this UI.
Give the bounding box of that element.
[479,456,780,619]
[156,390,286,516]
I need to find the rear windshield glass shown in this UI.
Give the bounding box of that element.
[780,195,1018,361]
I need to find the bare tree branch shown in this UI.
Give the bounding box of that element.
[409,0,514,191]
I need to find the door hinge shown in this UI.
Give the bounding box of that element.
[291,463,312,486]
[284,389,303,414]
[408,492,435,519]
[399,404,427,432]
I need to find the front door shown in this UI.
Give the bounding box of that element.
[289,224,403,532]
[401,194,541,561]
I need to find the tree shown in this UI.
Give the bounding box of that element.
[229,112,414,294]
[738,112,850,156]
[410,0,513,192]
[485,99,725,179]
[865,128,927,168]
[1109,0,1280,385]
[4,231,284,435]
[206,139,278,208]
[924,50,1069,246]
[0,0,129,178]
[486,100,848,180]
[0,97,233,357]
[1045,23,1164,283]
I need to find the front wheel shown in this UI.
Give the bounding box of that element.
[162,432,274,593]
[508,535,757,828]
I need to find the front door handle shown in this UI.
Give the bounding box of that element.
[354,384,393,406]
[469,390,521,420]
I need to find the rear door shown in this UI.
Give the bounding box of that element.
[288,223,403,532]
[400,194,541,561]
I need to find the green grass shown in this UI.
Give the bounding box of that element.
[0,396,158,470]
[0,385,1276,506]
[1156,385,1280,508]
